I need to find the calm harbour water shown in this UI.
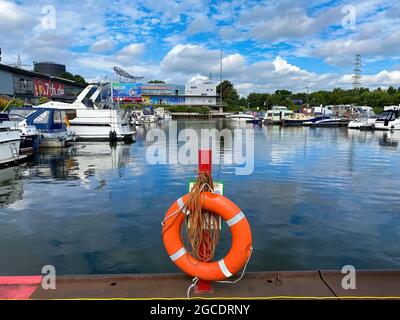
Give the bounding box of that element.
[1,120,400,275]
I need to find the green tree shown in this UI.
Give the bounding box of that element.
[148,80,165,83]
[61,72,87,85]
[73,75,87,85]
[61,72,75,81]
[387,86,397,95]
[38,96,49,104]
[217,80,240,107]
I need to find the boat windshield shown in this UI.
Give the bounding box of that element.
[357,110,376,119]
[377,110,398,121]
[9,109,37,120]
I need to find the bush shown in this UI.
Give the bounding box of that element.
[225,105,245,112]
[199,106,210,114]
[8,98,25,108]
[38,96,49,104]
[0,98,9,109]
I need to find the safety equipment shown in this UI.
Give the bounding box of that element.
[162,192,252,281]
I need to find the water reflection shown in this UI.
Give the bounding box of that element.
[0,166,24,208]
[379,132,399,148]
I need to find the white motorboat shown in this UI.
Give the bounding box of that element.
[309,117,350,127]
[374,107,400,130]
[155,107,172,120]
[142,114,159,124]
[37,84,135,141]
[348,108,377,129]
[0,120,22,165]
[2,110,40,154]
[163,112,172,120]
[226,112,255,121]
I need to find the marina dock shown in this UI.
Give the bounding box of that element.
[171,112,231,119]
[2,270,399,299]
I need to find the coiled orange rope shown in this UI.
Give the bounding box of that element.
[183,171,221,262]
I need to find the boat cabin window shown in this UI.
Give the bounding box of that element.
[33,111,50,125]
[52,110,63,129]
[64,110,77,121]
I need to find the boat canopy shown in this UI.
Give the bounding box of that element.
[23,108,67,132]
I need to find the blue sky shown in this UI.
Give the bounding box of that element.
[1,0,399,96]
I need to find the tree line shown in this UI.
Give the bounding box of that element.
[218,80,400,113]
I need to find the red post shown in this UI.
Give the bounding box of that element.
[195,149,213,293]
[198,149,212,173]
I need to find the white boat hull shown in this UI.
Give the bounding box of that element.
[348,119,376,129]
[226,115,255,121]
[37,103,135,141]
[374,121,400,130]
[0,130,21,165]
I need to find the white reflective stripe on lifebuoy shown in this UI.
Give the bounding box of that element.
[218,259,233,278]
[177,197,188,214]
[170,247,186,261]
[226,211,245,227]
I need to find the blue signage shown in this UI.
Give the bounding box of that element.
[112,83,142,101]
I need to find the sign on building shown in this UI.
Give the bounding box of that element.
[112,83,142,102]
[34,78,65,97]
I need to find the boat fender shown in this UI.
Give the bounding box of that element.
[109,130,117,142]
[162,192,252,281]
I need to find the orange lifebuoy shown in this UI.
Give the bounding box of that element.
[162,192,252,281]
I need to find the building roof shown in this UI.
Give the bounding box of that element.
[0,63,86,87]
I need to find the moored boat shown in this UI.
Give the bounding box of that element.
[348,107,377,130]
[302,116,332,126]
[37,84,135,142]
[309,118,350,127]
[0,120,22,166]
[374,106,400,131]
[264,106,293,124]
[21,108,74,148]
[225,112,255,121]
[1,111,40,155]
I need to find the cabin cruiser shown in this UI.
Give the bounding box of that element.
[374,106,400,130]
[264,106,293,124]
[226,112,256,121]
[37,84,135,141]
[348,108,377,129]
[15,108,74,148]
[0,118,22,165]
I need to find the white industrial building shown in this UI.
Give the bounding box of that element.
[184,82,217,107]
